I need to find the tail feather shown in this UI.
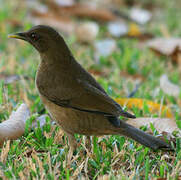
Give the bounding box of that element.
[119,122,171,150]
[120,110,136,119]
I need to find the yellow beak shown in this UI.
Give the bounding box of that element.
[8,33,27,41]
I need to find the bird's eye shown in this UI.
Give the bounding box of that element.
[30,32,39,41]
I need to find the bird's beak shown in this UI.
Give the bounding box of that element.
[8,32,27,41]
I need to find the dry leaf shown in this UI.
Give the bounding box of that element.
[127,117,180,135]
[30,10,75,35]
[120,71,145,82]
[115,98,173,118]
[146,38,181,63]
[127,23,141,37]
[0,103,30,147]
[0,104,48,147]
[147,38,181,56]
[88,69,108,77]
[44,1,117,21]
[160,74,180,97]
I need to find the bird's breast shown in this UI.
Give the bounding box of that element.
[36,62,61,90]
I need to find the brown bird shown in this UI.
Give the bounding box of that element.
[9,25,170,156]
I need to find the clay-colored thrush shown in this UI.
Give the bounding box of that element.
[9,25,170,154]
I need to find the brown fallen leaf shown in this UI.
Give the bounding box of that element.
[43,0,141,23]
[127,117,180,135]
[88,68,108,77]
[120,71,146,82]
[30,10,75,35]
[146,38,181,64]
[147,38,181,56]
[172,46,181,65]
[44,1,117,22]
[126,32,154,41]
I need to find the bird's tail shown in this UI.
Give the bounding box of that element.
[120,109,136,118]
[118,122,171,150]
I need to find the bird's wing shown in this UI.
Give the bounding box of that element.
[39,78,135,119]
[72,79,135,118]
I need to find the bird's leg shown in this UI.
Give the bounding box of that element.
[66,133,77,164]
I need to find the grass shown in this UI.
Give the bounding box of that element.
[0,0,181,179]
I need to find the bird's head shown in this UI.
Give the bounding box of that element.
[8,25,66,54]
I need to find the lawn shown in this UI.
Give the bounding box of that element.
[0,0,180,179]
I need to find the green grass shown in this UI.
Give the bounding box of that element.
[0,0,181,179]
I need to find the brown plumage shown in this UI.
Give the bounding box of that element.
[9,25,171,156]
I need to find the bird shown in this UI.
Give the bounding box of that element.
[9,25,171,157]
